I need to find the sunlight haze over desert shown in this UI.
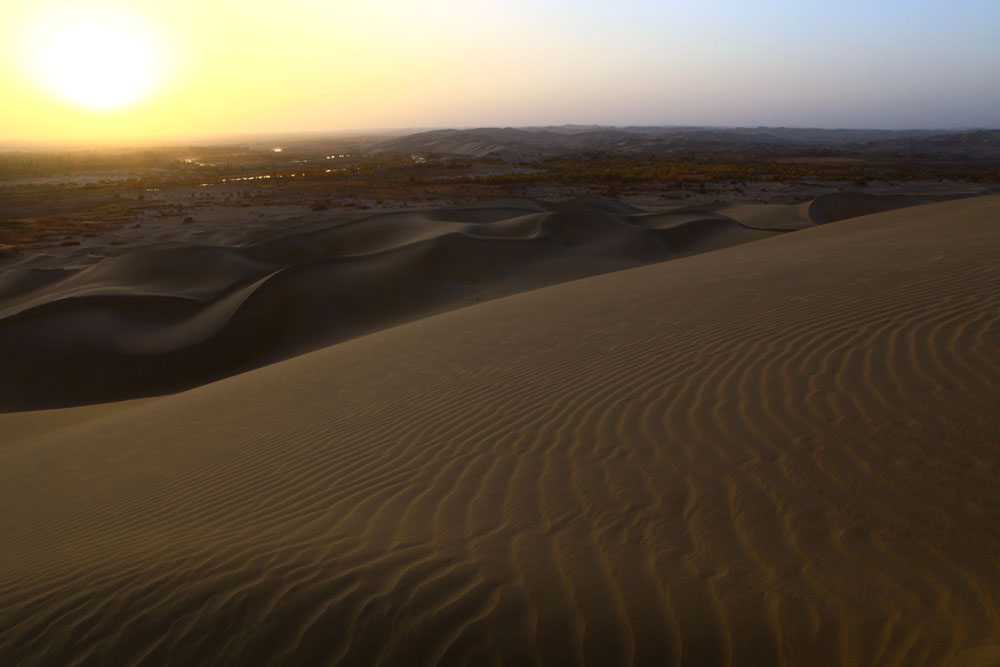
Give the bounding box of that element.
[2,0,999,144]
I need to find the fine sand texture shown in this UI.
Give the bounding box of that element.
[0,192,925,411]
[0,195,998,665]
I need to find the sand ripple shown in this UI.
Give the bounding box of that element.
[0,196,997,665]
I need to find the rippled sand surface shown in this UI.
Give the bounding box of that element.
[1,195,998,666]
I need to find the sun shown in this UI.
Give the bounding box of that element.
[21,4,168,112]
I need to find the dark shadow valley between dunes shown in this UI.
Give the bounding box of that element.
[1,191,929,411]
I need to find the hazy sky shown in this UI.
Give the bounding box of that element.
[2,0,998,145]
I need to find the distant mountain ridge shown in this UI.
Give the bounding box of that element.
[368,126,1000,161]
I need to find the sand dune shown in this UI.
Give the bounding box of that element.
[0,193,929,411]
[0,197,787,410]
[807,191,922,224]
[0,195,997,665]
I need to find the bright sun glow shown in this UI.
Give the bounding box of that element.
[21,4,168,111]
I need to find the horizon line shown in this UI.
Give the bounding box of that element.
[2,123,997,152]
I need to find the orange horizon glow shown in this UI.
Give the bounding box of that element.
[2,0,998,147]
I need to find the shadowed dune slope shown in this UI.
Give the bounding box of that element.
[0,198,784,410]
[807,191,922,224]
[665,191,926,232]
[0,195,998,666]
[0,194,928,411]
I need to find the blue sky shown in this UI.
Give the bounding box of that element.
[495,0,1000,128]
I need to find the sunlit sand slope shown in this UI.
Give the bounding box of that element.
[0,195,997,666]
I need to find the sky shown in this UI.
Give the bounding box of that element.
[2,0,999,146]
